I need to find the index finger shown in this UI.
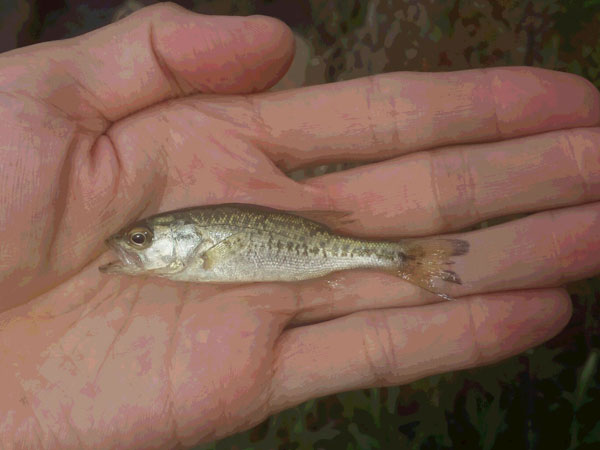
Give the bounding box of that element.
[252,67,599,170]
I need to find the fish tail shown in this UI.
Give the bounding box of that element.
[395,238,469,301]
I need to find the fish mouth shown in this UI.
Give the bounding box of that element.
[98,260,127,274]
[99,236,143,274]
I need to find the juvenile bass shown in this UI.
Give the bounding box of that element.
[99,204,469,298]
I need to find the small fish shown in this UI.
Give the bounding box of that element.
[99,204,469,299]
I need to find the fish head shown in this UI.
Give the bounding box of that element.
[99,217,189,276]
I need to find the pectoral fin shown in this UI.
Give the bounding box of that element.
[201,232,251,270]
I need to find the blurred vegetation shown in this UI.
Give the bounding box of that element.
[3,0,599,448]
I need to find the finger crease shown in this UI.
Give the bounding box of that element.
[363,311,397,385]
[102,129,124,197]
[465,298,486,367]
[64,73,112,126]
[545,210,567,285]
[563,130,593,202]
[46,131,76,266]
[365,76,380,149]
[148,22,186,98]
[92,284,141,385]
[481,68,504,140]
[428,151,451,230]
[243,95,273,147]
[387,90,401,149]
[459,146,480,221]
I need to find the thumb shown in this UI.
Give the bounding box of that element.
[0,2,294,309]
[4,2,295,121]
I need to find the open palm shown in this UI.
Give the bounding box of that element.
[1,4,599,449]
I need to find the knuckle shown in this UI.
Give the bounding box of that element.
[361,311,399,385]
[429,147,480,231]
[463,298,486,367]
[561,128,600,199]
[146,2,188,19]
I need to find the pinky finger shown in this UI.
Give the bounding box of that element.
[267,289,571,412]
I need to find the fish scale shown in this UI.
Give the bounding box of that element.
[100,203,469,299]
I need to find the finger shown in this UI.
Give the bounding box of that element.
[2,3,294,121]
[271,201,599,325]
[268,289,571,412]
[455,201,600,294]
[288,271,443,325]
[251,67,599,170]
[302,127,600,235]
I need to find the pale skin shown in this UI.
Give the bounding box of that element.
[0,3,598,448]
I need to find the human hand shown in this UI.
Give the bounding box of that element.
[1,3,598,448]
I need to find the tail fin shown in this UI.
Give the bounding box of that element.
[396,238,469,301]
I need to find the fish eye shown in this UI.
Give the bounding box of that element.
[131,233,145,244]
[127,227,152,247]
